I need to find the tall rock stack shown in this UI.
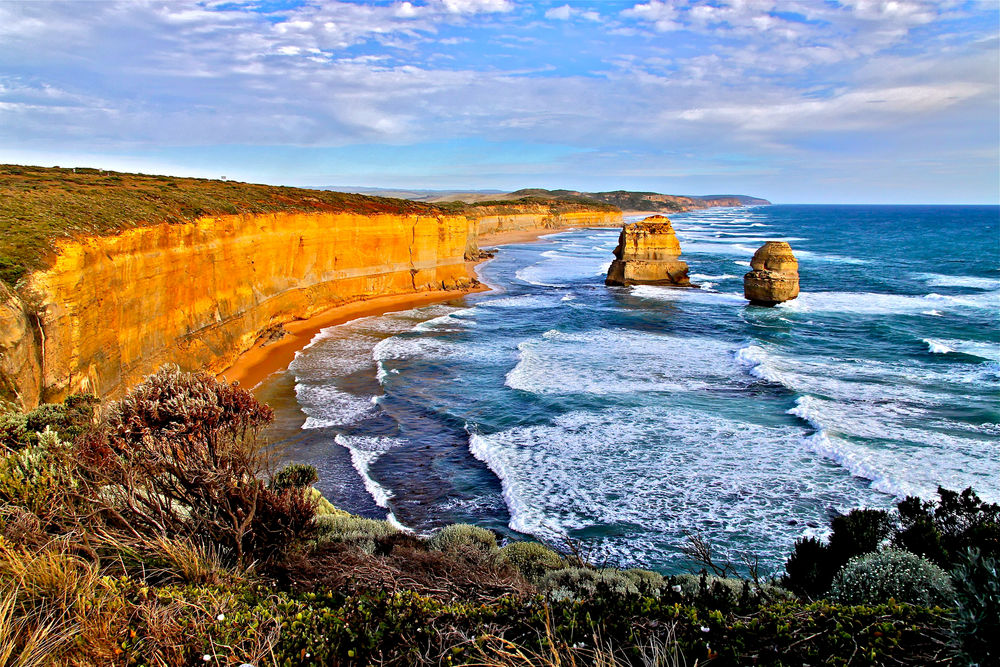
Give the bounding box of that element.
[743,241,799,306]
[605,215,691,287]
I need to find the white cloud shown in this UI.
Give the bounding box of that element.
[439,0,514,15]
[621,1,681,32]
[545,4,602,21]
[545,5,573,20]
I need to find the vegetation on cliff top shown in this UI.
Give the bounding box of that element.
[0,367,995,665]
[0,164,618,286]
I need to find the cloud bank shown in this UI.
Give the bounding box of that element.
[0,0,996,202]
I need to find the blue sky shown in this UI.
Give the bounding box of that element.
[0,0,997,203]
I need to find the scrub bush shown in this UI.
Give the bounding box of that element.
[951,547,999,665]
[314,514,398,553]
[830,549,954,607]
[271,462,319,491]
[79,366,315,567]
[896,486,1000,569]
[495,540,564,580]
[538,567,638,601]
[428,523,498,554]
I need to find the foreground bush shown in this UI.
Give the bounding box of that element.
[428,523,498,554]
[495,540,565,581]
[952,547,999,665]
[830,549,954,607]
[784,486,999,599]
[80,366,316,567]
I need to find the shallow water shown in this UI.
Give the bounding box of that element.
[259,204,1000,572]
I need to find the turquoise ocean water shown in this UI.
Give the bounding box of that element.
[258,205,1000,573]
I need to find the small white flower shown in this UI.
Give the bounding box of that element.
[216,613,225,621]
[671,585,682,593]
[203,655,212,662]
[700,626,710,633]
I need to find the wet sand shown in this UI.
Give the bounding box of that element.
[220,219,627,390]
[219,286,487,390]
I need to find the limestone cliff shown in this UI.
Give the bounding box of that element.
[605,215,691,287]
[474,205,621,237]
[1,206,621,408]
[743,241,800,306]
[0,283,42,406]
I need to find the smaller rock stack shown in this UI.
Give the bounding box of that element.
[605,215,691,287]
[743,241,799,306]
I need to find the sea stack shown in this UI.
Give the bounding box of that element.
[605,215,691,287]
[743,241,799,306]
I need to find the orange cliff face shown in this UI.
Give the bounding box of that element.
[0,206,622,407]
[10,211,477,405]
[474,207,622,237]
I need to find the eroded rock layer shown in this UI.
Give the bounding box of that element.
[743,241,800,306]
[1,207,622,407]
[605,215,691,287]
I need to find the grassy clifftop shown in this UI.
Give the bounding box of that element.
[0,164,618,286]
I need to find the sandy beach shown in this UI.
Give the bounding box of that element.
[218,286,488,389]
[219,220,627,390]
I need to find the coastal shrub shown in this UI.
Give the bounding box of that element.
[0,409,27,451]
[539,567,639,601]
[951,547,999,665]
[80,366,315,567]
[622,568,668,597]
[314,514,398,553]
[827,508,893,561]
[427,523,498,554]
[896,486,1000,569]
[0,427,78,519]
[784,536,839,599]
[672,572,792,609]
[829,549,954,607]
[271,462,319,491]
[307,487,345,517]
[495,541,564,580]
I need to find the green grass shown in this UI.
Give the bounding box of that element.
[0,165,617,286]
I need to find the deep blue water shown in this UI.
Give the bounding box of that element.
[259,205,1000,573]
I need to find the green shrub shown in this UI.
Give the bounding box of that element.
[830,549,954,607]
[0,409,27,451]
[538,567,638,601]
[0,427,77,517]
[427,523,497,554]
[271,463,318,491]
[951,547,999,665]
[784,536,838,599]
[314,514,398,553]
[672,572,791,608]
[307,487,346,517]
[828,508,893,561]
[621,568,667,597]
[495,541,564,580]
[23,394,97,445]
[896,486,1000,569]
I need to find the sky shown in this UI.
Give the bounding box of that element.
[0,0,997,203]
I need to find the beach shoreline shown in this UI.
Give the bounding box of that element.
[218,285,489,390]
[220,219,629,390]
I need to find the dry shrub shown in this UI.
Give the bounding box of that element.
[280,539,533,604]
[79,366,316,568]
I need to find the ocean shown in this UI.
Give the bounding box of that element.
[257,204,1000,574]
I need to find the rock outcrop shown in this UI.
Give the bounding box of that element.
[605,215,691,287]
[743,241,800,306]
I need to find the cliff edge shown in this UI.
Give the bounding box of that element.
[0,166,622,407]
